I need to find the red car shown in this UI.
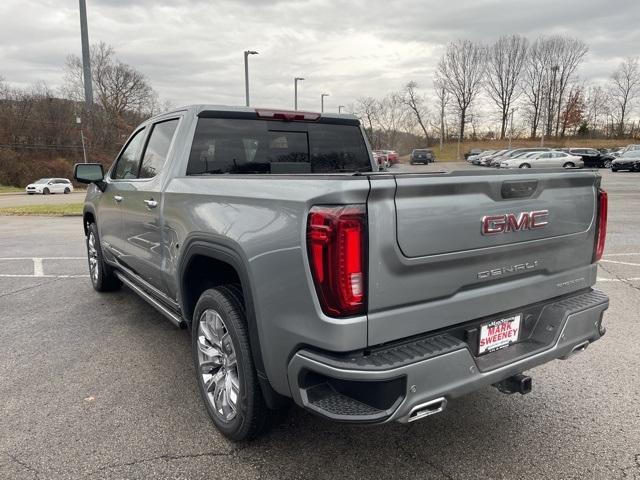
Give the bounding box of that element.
[383,150,399,165]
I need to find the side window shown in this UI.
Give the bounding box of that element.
[138,119,180,179]
[112,129,146,180]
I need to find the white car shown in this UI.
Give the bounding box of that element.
[500,151,584,169]
[25,178,74,195]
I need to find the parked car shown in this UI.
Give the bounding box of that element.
[611,151,640,172]
[73,105,609,441]
[476,149,508,166]
[566,148,615,168]
[500,151,583,169]
[25,178,74,195]
[464,148,483,160]
[621,144,640,154]
[468,150,495,163]
[382,150,399,165]
[410,149,435,164]
[373,151,389,170]
[490,148,551,167]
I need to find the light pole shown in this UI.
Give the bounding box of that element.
[78,0,93,106]
[76,116,87,163]
[320,93,329,113]
[294,77,304,110]
[338,105,346,114]
[244,50,258,107]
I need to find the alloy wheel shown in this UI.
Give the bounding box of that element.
[87,232,99,284]
[197,309,240,422]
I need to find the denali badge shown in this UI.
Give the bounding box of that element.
[477,261,539,279]
[481,210,548,235]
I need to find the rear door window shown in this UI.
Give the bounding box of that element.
[139,119,180,179]
[187,118,371,175]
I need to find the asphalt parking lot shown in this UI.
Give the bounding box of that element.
[1,165,639,479]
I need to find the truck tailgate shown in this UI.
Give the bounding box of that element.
[366,170,601,346]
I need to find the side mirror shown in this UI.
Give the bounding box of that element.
[74,163,105,191]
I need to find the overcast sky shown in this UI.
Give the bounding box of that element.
[1,0,638,116]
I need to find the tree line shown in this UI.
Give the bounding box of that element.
[355,34,640,152]
[0,42,167,186]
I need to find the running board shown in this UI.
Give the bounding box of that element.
[115,271,184,328]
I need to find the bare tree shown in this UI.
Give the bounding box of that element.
[584,85,610,136]
[485,34,528,139]
[560,84,585,137]
[523,38,550,138]
[550,37,588,137]
[609,57,640,136]
[401,81,431,145]
[63,42,157,119]
[436,40,486,148]
[375,93,409,149]
[523,36,588,139]
[353,96,380,147]
[433,78,450,149]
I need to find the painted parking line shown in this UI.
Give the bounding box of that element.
[600,259,640,267]
[0,257,87,278]
[603,253,640,257]
[597,278,640,282]
[0,257,85,261]
[0,274,88,278]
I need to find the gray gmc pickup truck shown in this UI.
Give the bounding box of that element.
[74,105,609,440]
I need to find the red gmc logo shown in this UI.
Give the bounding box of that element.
[481,210,549,235]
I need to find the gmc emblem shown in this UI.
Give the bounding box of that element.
[481,210,549,235]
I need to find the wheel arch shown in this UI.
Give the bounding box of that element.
[178,236,289,408]
[83,207,97,236]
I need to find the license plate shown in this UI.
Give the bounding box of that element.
[478,314,522,355]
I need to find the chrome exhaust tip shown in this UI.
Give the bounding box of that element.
[407,397,447,423]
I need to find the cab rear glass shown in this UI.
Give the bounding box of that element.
[186,117,372,175]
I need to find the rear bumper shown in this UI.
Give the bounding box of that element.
[287,289,608,424]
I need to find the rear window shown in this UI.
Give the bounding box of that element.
[187,118,371,175]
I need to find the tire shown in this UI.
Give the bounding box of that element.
[28,192,34,195]
[563,162,575,169]
[192,286,272,441]
[611,168,618,172]
[43,187,50,195]
[64,187,70,194]
[519,163,531,169]
[86,223,121,292]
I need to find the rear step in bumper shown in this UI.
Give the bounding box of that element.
[287,289,609,424]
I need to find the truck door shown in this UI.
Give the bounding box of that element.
[118,118,180,291]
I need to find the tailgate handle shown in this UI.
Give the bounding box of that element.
[501,180,538,199]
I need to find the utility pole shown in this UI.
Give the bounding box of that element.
[244,50,258,107]
[294,77,304,110]
[338,105,346,114]
[320,93,329,113]
[78,0,93,106]
[76,117,87,163]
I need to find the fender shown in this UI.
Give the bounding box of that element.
[178,234,289,408]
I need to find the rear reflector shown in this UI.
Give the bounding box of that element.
[593,189,608,262]
[255,109,320,121]
[307,205,366,317]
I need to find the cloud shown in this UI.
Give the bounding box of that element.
[0,0,638,114]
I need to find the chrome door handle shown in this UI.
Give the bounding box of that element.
[144,199,158,208]
[114,195,123,202]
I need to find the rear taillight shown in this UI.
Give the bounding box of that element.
[307,205,367,317]
[593,189,608,262]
